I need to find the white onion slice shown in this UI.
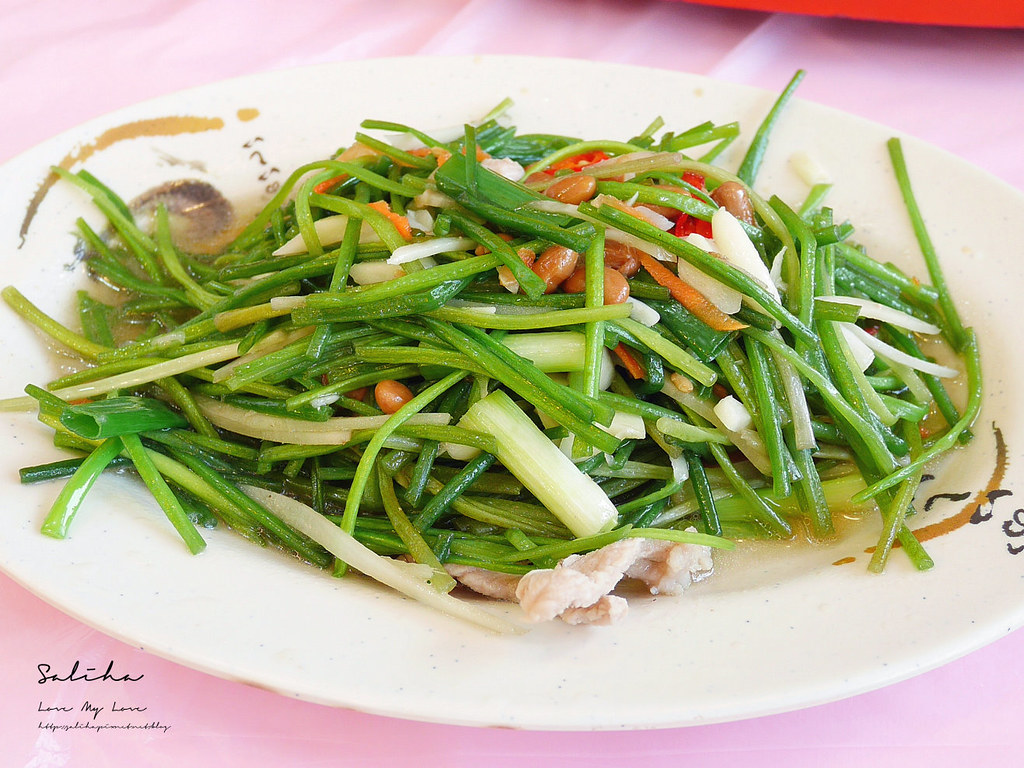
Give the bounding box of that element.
[886,360,933,403]
[440,442,482,461]
[670,454,690,484]
[825,295,941,335]
[240,486,520,634]
[660,379,772,476]
[768,344,818,450]
[598,349,615,391]
[308,394,340,409]
[383,132,425,151]
[411,188,456,209]
[531,198,743,317]
[496,265,520,294]
[349,261,405,285]
[711,207,781,303]
[527,199,583,218]
[789,151,831,187]
[633,205,674,231]
[378,124,464,148]
[594,193,674,231]
[604,228,672,260]
[840,323,958,378]
[677,234,743,314]
[681,233,717,252]
[627,297,661,327]
[405,208,434,234]
[601,411,647,440]
[273,215,379,256]
[837,323,877,372]
[603,226,745,317]
[387,236,475,265]
[769,248,788,294]
[713,395,752,432]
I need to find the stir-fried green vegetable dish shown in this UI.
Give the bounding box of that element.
[3,74,981,627]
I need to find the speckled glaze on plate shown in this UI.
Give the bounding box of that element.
[1,57,1022,730]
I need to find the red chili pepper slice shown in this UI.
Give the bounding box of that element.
[681,171,706,191]
[547,150,610,173]
[672,214,713,239]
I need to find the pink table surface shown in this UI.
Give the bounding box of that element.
[2,2,1022,766]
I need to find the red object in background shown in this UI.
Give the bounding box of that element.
[668,0,1024,27]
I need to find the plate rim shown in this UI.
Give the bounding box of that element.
[2,54,1023,731]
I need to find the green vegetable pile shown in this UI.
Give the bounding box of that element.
[3,73,981,624]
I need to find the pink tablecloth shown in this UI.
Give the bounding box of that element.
[2,2,1022,765]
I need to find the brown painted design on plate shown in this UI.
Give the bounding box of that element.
[18,115,226,246]
[911,425,1007,544]
[834,424,1007,565]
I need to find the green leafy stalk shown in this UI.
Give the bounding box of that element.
[40,437,124,538]
[342,371,467,536]
[59,396,188,440]
[121,433,206,554]
[887,138,968,349]
[737,70,805,186]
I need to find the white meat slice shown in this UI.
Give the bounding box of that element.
[447,537,714,626]
[445,564,520,603]
[515,538,644,623]
[559,595,628,626]
[624,538,714,595]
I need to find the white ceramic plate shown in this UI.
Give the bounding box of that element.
[1,57,1022,731]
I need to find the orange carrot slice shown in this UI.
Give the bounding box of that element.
[314,175,347,194]
[613,343,646,380]
[367,201,413,241]
[314,142,381,193]
[458,145,490,161]
[409,146,454,166]
[636,252,746,332]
